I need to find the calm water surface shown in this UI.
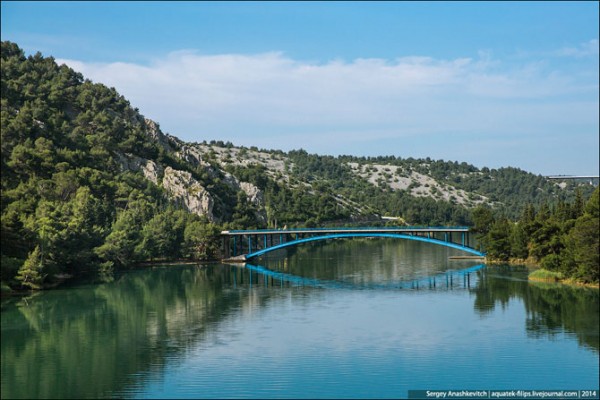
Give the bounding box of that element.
[1,239,599,399]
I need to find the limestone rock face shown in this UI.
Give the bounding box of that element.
[239,181,264,208]
[162,167,215,221]
[140,160,163,185]
[221,173,261,204]
[175,145,203,167]
[175,145,220,179]
[144,118,172,152]
[222,173,267,223]
[116,153,163,185]
[116,127,269,223]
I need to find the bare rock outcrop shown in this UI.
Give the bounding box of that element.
[174,145,221,180]
[144,118,173,152]
[162,167,215,221]
[116,153,163,185]
[175,145,203,167]
[221,173,267,223]
[140,160,163,185]
[239,181,264,208]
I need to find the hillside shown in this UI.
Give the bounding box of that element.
[177,140,592,223]
[1,41,594,289]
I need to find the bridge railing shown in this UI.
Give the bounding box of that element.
[222,226,471,234]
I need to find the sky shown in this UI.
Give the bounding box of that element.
[1,1,598,176]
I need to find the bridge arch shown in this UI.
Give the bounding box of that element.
[244,232,485,260]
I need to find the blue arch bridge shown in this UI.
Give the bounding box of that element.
[221,226,485,262]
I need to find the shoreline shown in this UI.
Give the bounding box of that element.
[528,272,599,289]
[1,258,220,296]
[486,257,599,289]
[3,257,598,294]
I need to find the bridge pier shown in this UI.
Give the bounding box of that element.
[222,237,230,259]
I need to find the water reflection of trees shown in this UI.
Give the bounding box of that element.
[0,265,280,399]
[472,265,599,353]
[2,262,598,398]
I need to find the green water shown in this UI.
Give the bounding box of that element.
[1,239,598,399]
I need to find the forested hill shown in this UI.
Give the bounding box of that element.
[1,41,594,289]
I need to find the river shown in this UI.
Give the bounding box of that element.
[1,239,598,399]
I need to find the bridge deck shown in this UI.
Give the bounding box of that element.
[220,226,481,261]
[221,226,470,236]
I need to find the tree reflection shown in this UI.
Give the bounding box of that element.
[472,266,599,352]
[2,262,598,399]
[0,265,279,399]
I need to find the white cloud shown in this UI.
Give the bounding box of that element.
[56,48,599,174]
[554,39,599,58]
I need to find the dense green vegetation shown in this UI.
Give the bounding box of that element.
[224,162,352,227]
[1,41,597,289]
[473,188,599,283]
[221,146,593,225]
[0,41,358,290]
[1,42,221,289]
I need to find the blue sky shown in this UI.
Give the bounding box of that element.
[2,1,598,175]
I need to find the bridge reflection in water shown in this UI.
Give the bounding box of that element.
[221,226,485,261]
[235,263,485,291]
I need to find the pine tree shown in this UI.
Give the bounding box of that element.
[566,188,599,282]
[16,245,45,289]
